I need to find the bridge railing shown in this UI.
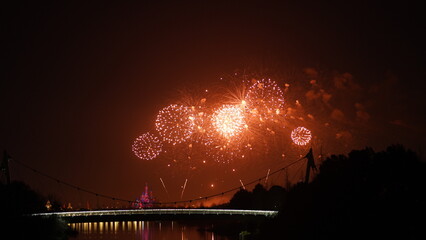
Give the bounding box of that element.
[32,208,278,218]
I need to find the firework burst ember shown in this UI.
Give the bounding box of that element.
[155,104,194,145]
[291,126,312,146]
[245,78,285,121]
[211,104,246,140]
[132,132,163,160]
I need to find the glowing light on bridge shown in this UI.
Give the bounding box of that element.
[132,132,162,160]
[291,126,312,146]
[32,209,279,219]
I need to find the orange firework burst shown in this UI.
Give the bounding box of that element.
[132,132,163,160]
[155,104,194,144]
[188,106,210,144]
[211,104,246,139]
[245,78,285,120]
[291,126,312,146]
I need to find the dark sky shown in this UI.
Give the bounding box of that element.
[2,1,426,207]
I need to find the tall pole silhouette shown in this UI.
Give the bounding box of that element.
[304,148,317,184]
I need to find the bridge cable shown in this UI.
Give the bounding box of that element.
[11,158,133,204]
[157,156,306,205]
[11,156,306,207]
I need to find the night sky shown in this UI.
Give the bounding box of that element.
[2,1,426,207]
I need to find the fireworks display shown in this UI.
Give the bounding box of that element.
[128,68,376,204]
[187,106,210,145]
[291,127,312,146]
[12,2,416,214]
[132,132,163,160]
[155,104,194,145]
[245,78,285,121]
[211,105,246,139]
[205,140,246,163]
[132,74,319,167]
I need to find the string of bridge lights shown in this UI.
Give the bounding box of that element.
[132,78,313,161]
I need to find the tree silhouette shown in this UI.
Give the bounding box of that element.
[259,145,426,239]
[0,181,45,216]
[229,188,252,209]
[228,184,287,210]
[0,181,74,240]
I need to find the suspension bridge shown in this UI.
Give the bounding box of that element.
[2,149,317,222]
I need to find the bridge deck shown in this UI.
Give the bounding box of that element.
[32,209,278,222]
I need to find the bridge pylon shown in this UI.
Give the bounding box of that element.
[303,147,317,184]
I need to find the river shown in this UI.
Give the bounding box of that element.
[69,221,235,240]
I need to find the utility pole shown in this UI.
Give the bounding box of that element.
[1,151,11,184]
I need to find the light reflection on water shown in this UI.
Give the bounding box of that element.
[69,221,233,240]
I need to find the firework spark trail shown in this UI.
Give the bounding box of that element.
[159,178,169,196]
[265,168,270,184]
[180,179,188,199]
[239,179,246,190]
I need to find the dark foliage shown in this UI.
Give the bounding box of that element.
[0,181,45,216]
[0,181,75,240]
[229,184,287,210]
[259,145,426,239]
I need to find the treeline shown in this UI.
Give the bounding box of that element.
[0,181,75,240]
[223,184,287,210]
[255,145,426,239]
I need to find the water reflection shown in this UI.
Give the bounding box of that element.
[69,221,233,240]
